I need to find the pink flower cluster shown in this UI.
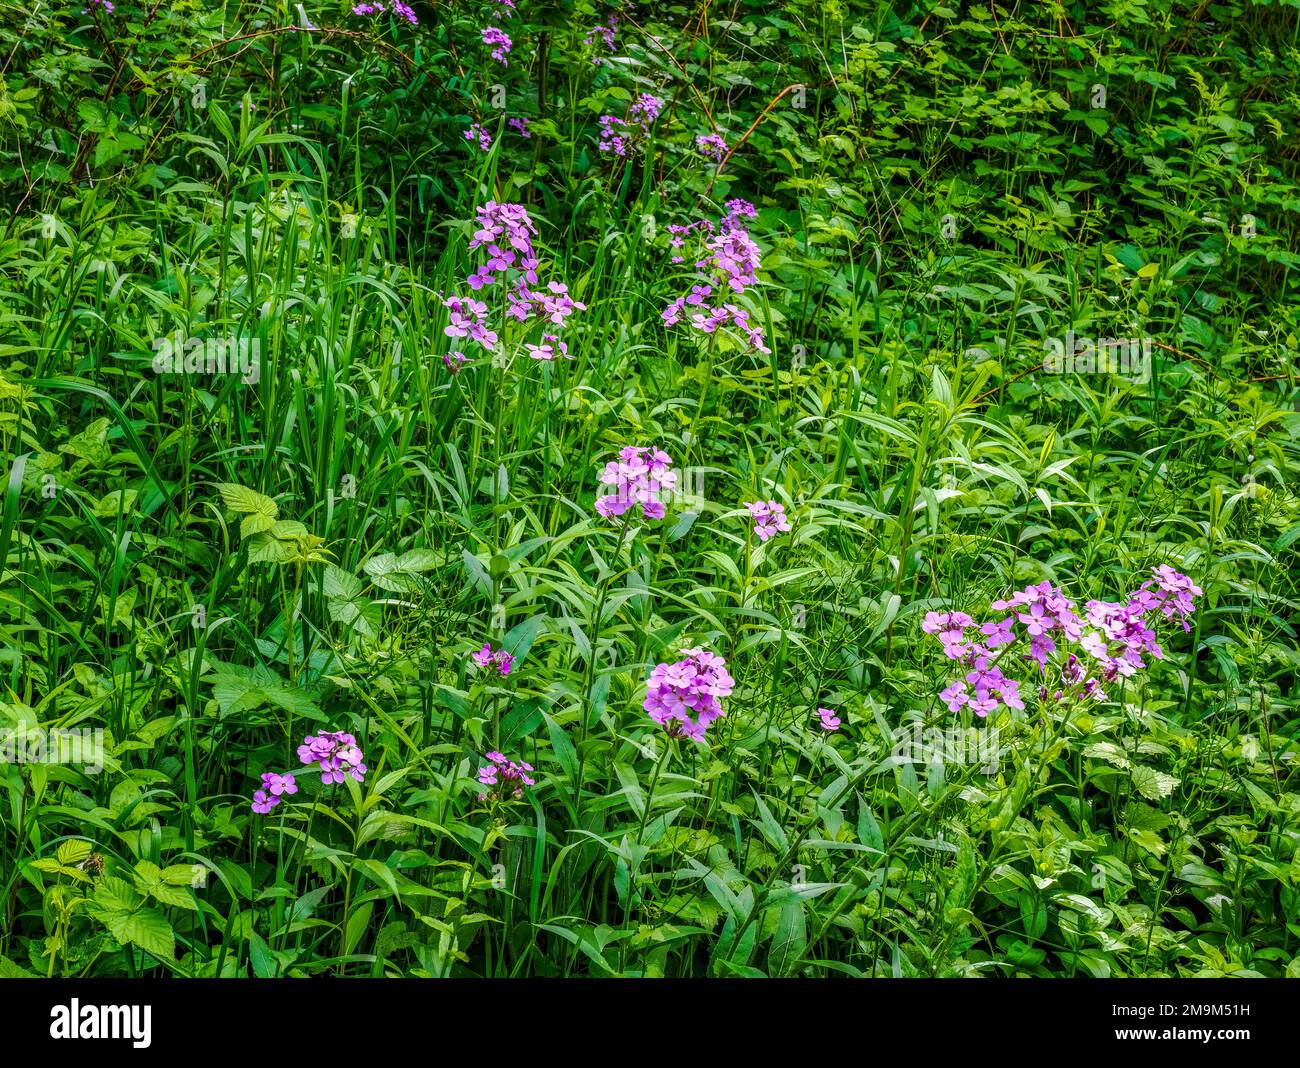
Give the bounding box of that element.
[705,226,763,295]
[927,567,1201,718]
[584,17,617,63]
[444,203,587,364]
[1134,565,1203,632]
[594,446,678,520]
[533,281,586,325]
[444,296,499,352]
[661,204,768,353]
[662,299,767,352]
[298,730,368,785]
[667,200,756,263]
[472,642,515,676]
[525,334,571,361]
[352,1,418,25]
[250,730,368,812]
[696,133,727,161]
[816,707,841,732]
[465,123,493,152]
[598,93,663,156]
[1078,600,1163,679]
[744,499,792,541]
[251,771,297,814]
[508,116,532,138]
[939,663,1025,718]
[482,27,512,65]
[629,94,663,126]
[644,648,735,742]
[598,115,630,157]
[468,201,539,288]
[477,751,535,800]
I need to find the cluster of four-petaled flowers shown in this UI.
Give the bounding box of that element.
[441,201,585,372]
[592,446,791,541]
[440,198,768,372]
[250,731,367,813]
[924,567,1202,719]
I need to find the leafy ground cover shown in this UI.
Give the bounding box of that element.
[1,0,1299,978]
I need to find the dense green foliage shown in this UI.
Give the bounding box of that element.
[1,0,1299,978]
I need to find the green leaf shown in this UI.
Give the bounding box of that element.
[249,932,277,977]
[217,483,278,520]
[544,713,578,785]
[325,564,379,637]
[768,896,806,977]
[502,615,547,664]
[364,551,425,593]
[0,953,36,978]
[106,907,175,961]
[1131,766,1179,801]
[396,548,442,572]
[246,531,296,563]
[56,840,92,867]
[91,875,144,915]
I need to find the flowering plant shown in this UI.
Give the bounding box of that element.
[644,647,735,742]
[594,446,678,520]
[927,567,1202,719]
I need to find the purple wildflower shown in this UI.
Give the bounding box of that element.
[477,750,535,800]
[443,295,498,352]
[661,208,768,352]
[644,647,735,742]
[597,93,663,156]
[250,771,298,814]
[525,334,571,360]
[696,133,727,161]
[465,123,493,152]
[352,0,416,23]
[471,642,514,676]
[744,499,792,541]
[482,26,512,65]
[536,281,586,325]
[598,115,629,156]
[1137,565,1203,632]
[297,731,367,785]
[929,566,1200,719]
[595,446,678,520]
[583,16,617,62]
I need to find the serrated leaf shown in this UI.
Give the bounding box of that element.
[396,548,441,572]
[268,519,308,540]
[246,531,296,563]
[240,511,277,538]
[364,552,423,593]
[106,907,175,961]
[324,563,363,600]
[56,840,92,867]
[1131,765,1179,801]
[91,875,143,915]
[217,483,278,520]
